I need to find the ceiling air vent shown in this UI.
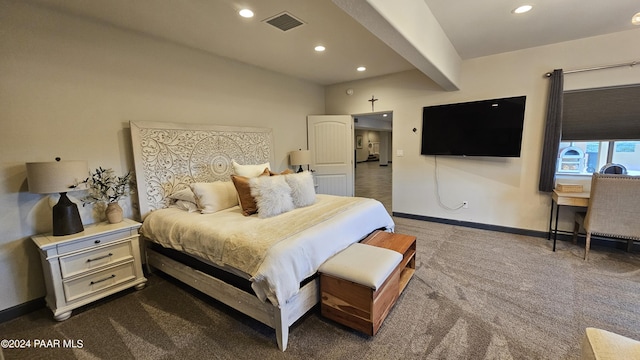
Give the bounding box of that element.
[264,12,305,31]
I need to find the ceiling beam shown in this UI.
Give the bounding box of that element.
[333,0,461,91]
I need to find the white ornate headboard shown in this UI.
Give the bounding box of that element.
[130,121,274,219]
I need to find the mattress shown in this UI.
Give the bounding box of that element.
[140,194,394,305]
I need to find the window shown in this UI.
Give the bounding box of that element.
[556,140,640,176]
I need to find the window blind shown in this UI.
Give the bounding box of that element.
[562,84,640,140]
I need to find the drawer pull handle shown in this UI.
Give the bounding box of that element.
[94,240,101,244]
[86,253,113,263]
[90,274,116,285]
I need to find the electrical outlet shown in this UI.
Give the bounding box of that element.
[462,201,469,208]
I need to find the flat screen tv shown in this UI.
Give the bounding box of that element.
[420,96,526,157]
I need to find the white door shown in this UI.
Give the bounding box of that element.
[307,115,354,196]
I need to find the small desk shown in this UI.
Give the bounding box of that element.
[549,190,590,251]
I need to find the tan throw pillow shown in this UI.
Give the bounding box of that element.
[231,168,270,216]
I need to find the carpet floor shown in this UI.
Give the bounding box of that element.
[2,217,640,359]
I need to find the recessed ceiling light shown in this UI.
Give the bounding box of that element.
[239,9,254,18]
[512,5,533,14]
[383,114,388,117]
[314,45,326,52]
[633,12,640,25]
[357,66,366,72]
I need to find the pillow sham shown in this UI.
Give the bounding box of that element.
[190,181,238,214]
[168,187,197,204]
[232,160,271,178]
[249,175,295,218]
[284,171,316,208]
[171,199,199,213]
[231,168,270,216]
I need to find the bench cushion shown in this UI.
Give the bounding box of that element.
[319,243,402,290]
[582,327,640,360]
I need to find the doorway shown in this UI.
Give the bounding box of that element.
[353,111,393,213]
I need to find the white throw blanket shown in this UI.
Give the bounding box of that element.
[141,194,395,305]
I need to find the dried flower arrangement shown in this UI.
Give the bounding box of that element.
[80,167,134,205]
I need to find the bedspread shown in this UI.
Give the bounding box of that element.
[140,194,394,305]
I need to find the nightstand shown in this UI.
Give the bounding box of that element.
[32,218,147,321]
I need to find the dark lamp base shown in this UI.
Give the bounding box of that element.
[297,166,304,173]
[52,192,84,236]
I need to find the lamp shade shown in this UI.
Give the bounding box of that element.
[290,150,311,166]
[26,160,88,194]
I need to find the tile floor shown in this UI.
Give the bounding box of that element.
[354,160,391,214]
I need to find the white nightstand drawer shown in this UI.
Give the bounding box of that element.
[57,230,136,255]
[63,261,136,302]
[59,240,134,279]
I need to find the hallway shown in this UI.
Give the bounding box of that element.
[354,161,392,214]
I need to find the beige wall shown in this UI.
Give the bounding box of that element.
[327,29,640,232]
[0,1,324,311]
[355,130,381,162]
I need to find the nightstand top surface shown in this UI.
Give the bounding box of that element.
[32,218,141,249]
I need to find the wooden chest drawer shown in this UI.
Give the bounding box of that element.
[63,261,137,303]
[57,229,135,255]
[59,240,134,278]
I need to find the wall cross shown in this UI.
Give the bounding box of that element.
[368,95,378,111]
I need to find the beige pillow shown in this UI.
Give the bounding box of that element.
[231,168,270,216]
[190,181,238,214]
[232,160,271,177]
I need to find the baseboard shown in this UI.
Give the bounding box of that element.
[392,212,550,239]
[392,212,637,251]
[0,297,45,324]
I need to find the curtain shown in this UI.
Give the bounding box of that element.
[538,69,564,192]
[562,84,640,140]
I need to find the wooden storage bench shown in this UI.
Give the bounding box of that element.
[319,242,403,336]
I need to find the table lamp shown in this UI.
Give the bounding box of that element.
[26,158,88,236]
[290,149,311,173]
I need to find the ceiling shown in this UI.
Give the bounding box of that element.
[31,0,640,86]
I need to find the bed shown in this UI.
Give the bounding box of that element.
[129,121,394,350]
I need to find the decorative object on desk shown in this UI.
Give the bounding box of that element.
[555,183,583,193]
[599,163,627,175]
[289,149,311,173]
[26,158,88,236]
[80,167,134,223]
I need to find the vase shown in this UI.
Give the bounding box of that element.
[105,202,123,224]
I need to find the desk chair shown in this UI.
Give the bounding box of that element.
[572,173,640,260]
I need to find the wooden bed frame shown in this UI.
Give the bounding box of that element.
[129,121,318,350]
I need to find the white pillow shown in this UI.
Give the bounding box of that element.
[284,171,316,208]
[171,199,199,213]
[249,175,294,218]
[232,160,271,177]
[168,187,197,203]
[190,181,239,214]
